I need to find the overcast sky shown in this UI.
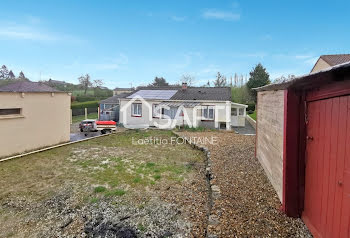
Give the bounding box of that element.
[1,0,349,88]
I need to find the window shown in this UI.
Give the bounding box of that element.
[0,108,21,116]
[239,108,244,116]
[161,107,179,119]
[131,103,142,117]
[152,104,160,118]
[202,106,214,120]
[231,108,237,116]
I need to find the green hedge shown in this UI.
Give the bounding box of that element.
[247,103,256,112]
[71,101,99,109]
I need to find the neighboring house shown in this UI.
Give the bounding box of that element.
[311,54,350,73]
[119,83,247,129]
[99,92,131,121]
[254,62,350,237]
[0,81,71,158]
[113,87,134,96]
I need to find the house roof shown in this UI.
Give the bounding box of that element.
[170,87,231,101]
[0,81,60,93]
[114,87,134,91]
[100,92,131,104]
[127,90,178,100]
[320,54,350,66]
[255,61,350,92]
[123,86,232,101]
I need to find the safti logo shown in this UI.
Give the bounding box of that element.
[120,95,228,129]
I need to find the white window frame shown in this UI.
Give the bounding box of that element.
[131,103,142,117]
[202,106,215,121]
[152,104,160,118]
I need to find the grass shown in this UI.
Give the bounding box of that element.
[248,111,257,121]
[179,125,207,132]
[94,186,107,193]
[90,197,99,203]
[72,112,98,123]
[0,129,204,235]
[105,189,126,196]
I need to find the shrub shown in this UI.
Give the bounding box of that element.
[247,103,256,112]
[71,101,99,109]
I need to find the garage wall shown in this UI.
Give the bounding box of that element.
[0,92,71,158]
[256,90,285,201]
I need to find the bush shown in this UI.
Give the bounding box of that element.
[76,95,99,102]
[71,101,99,109]
[247,103,256,112]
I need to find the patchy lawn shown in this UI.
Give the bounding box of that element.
[0,130,208,237]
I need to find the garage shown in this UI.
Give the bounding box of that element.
[255,62,350,237]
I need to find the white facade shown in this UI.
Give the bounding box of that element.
[119,98,247,130]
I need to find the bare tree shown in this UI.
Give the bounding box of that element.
[213,72,227,87]
[180,74,195,86]
[93,79,103,88]
[78,74,92,95]
[274,74,296,83]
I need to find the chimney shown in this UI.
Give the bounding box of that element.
[182,82,187,90]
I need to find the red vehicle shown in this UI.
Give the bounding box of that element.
[79,119,117,136]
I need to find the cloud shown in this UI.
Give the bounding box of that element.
[0,24,56,41]
[202,9,240,21]
[0,21,81,43]
[171,16,186,22]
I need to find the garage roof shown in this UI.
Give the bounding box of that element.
[255,61,350,92]
[0,81,60,92]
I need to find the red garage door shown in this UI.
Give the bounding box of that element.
[302,95,350,238]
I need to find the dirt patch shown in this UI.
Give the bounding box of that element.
[178,131,312,237]
[0,130,208,237]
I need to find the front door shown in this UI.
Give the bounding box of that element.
[302,95,350,238]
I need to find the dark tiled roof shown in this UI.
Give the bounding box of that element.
[320,54,350,66]
[123,86,232,101]
[0,81,59,92]
[255,61,350,92]
[136,86,181,90]
[170,87,231,101]
[114,87,134,91]
[100,92,132,104]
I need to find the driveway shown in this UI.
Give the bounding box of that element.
[232,118,256,135]
[178,131,311,237]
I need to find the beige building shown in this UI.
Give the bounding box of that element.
[0,81,71,158]
[311,54,350,73]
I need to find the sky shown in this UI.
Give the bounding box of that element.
[1,0,350,89]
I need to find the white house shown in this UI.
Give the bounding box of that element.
[119,83,247,130]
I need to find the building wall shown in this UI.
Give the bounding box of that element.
[0,92,71,158]
[256,90,285,201]
[311,58,331,73]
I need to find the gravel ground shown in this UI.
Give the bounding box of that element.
[178,131,312,237]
